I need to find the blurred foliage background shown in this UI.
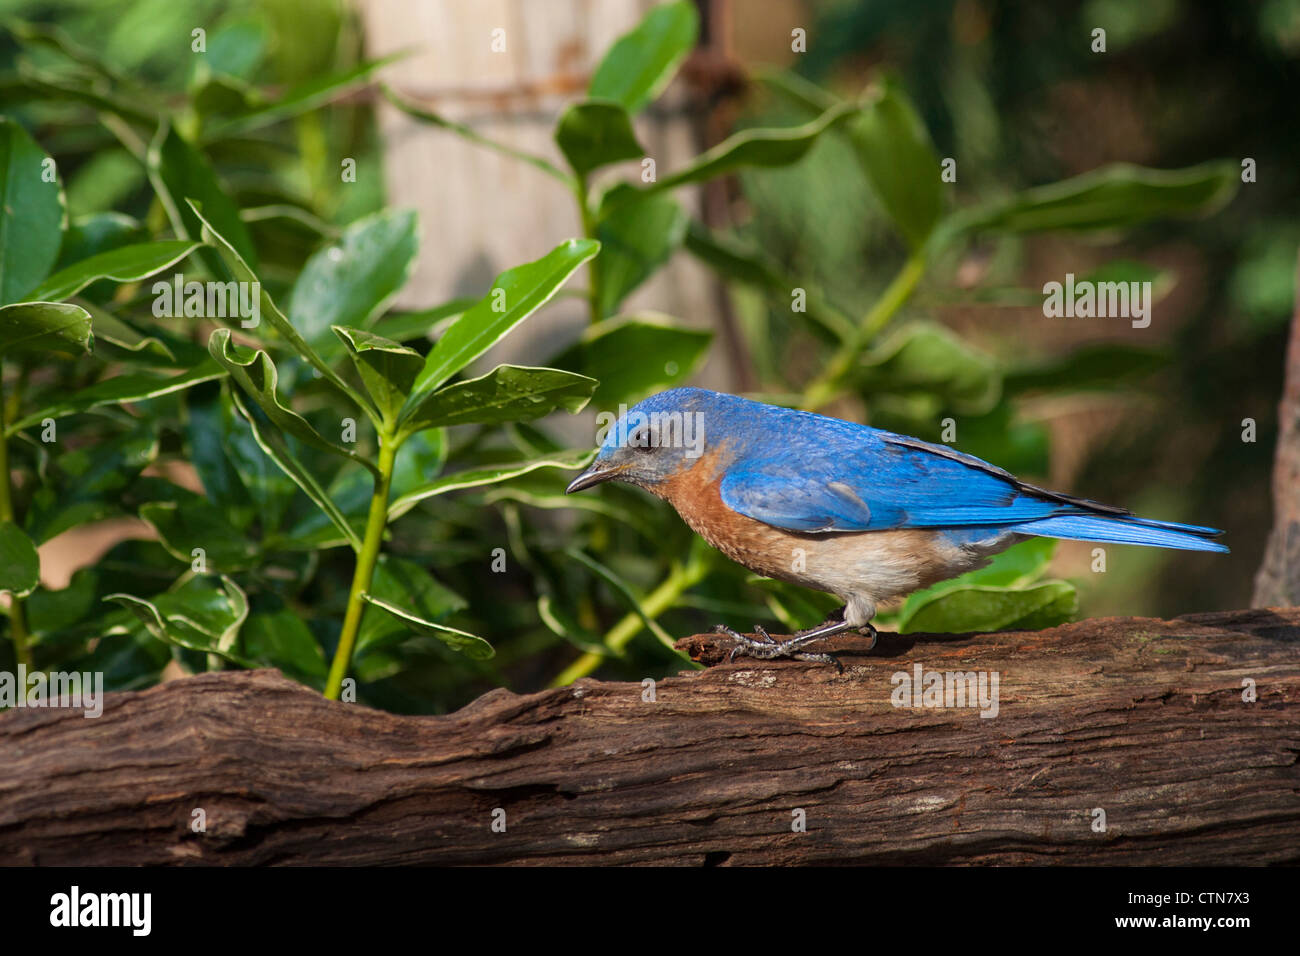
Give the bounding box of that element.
[0,0,1294,714]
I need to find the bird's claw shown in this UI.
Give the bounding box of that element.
[714,623,847,673]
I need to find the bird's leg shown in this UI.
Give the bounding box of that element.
[714,611,878,672]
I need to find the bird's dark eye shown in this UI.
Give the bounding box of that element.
[627,426,656,451]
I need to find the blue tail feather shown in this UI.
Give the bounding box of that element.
[1012,515,1229,553]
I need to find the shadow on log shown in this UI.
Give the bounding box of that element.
[2,608,1298,865]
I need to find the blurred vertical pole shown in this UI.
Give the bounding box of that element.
[1253,250,1300,607]
[355,0,727,385]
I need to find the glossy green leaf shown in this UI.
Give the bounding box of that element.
[204,54,406,140]
[241,609,328,682]
[401,238,599,416]
[0,521,40,598]
[555,100,645,179]
[188,388,289,534]
[388,448,594,522]
[355,555,468,659]
[360,592,492,660]
[589,0,698,113]
[402,364,596,435]
[682,222,855,341]
[227,389,364,552]
[855,321,1001,415]
[647,102,857,192]
[105,575,251,663]
[896,537,1057,625]
[550,314,710,408]
[594,186,687,315]
[288,209,418,344]
[208,328,378,476]
[28,240,200,301]
[149,125,256,272]
[188,199,379,418]
[950,161,1239,236]
[0,301,92,357]
[899,580,1078,635]
[850,79,943,249]
[24,426,158,544]
[0,117,64,305]
[332,325,422,423]
[54,212,148,268]
[7,361,225,435]
[139,496,260,572]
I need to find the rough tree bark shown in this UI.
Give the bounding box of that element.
[1254,251,1300,607]
[1,608,1297,865]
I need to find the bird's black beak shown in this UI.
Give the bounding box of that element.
[566,463,621,494]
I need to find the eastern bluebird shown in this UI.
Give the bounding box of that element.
[566,387,1227,666]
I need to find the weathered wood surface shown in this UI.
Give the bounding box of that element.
[2,608,1298,865]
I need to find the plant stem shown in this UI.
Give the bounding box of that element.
[801,251,927,412]
[577,176,602,324]
[325,436,398,700]
[550,557,708,686]
[0,373,30,668]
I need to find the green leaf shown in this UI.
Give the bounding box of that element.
[0,301,92,357]
[188,388,291,534]
[203,54,407,140]
[950,161,1239,236]
[0,521,39,598]
[550,314,710,407]
[187,199,379,419]
[208,328,378,476]
[370,298,474,343]
[241,609,327,682]
[355,555,468,660]
[565,547,675,651]
[149,124,257,272]
[288,209,418,345]
[683,222,855,341]
[105,576,251,664]
[332,326,422,423]
[898,580,1078,635]
[402,364,596,435]
[555,101,645,179]
[388,449,594,522]
[54,212,148,269]
[360,592,492,661]
[28,240,200,301]
[0,117,64,305]
[401,239,599,417]
[227,389,363,552]
[647,102,858,192]
[7,362,225,435]
[139,497,259,572]
[855,321,1000,415]
[589,0,698,113]
[896,537,1057,625]
[25,426,158,543]
[850,79,943,249]
[594,186,687,315]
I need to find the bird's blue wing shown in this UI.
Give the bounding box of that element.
[718,426,1116,533]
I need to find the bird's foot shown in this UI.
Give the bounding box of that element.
[714,624,844,672]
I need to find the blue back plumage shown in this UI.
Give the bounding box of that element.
[623,388,1227,553]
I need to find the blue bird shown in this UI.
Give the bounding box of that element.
[566,388,1227,666]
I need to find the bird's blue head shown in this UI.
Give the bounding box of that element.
[565,387,742,493]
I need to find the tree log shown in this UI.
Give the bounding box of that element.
[2,608,1298,865]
